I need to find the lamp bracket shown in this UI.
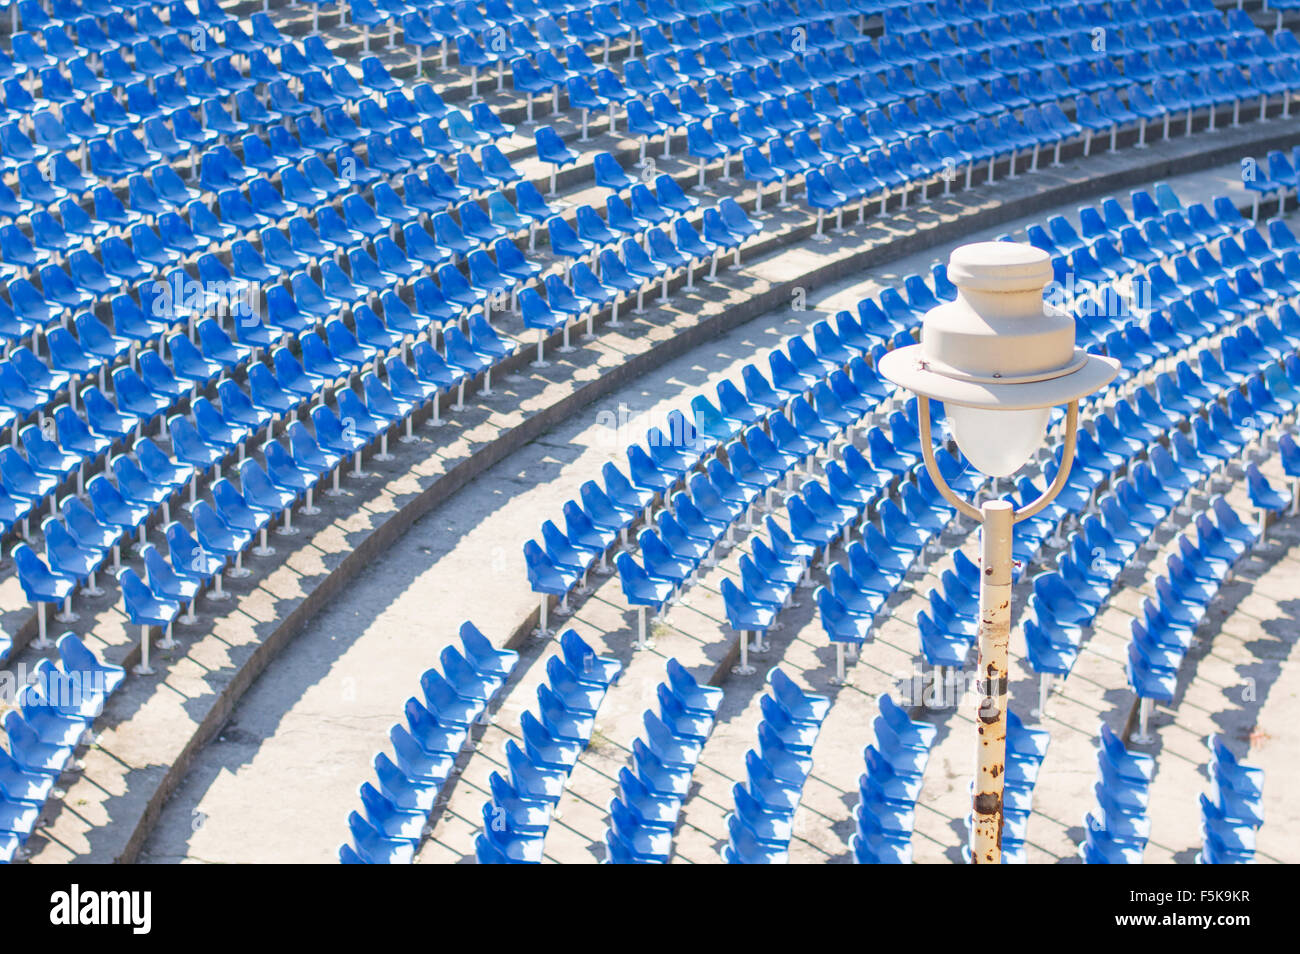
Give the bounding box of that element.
[915,397,1080,527]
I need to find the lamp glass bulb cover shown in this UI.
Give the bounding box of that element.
[946,403,1051,478]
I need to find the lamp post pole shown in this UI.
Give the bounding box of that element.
[917,394,1083,865]
[972,498,1012,865]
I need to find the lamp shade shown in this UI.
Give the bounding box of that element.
[877,242,1120,413]
[945,403,1052,478]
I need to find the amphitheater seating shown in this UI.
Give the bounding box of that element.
[721,668,827,863]
[472,627,621,863]
[339,620,518,864]
[603,657,719,863]
[0,0,1288,867]
[852,693,932,863]
[530,173,1296,863]
[1197,734,1263,863]
[1079,723,1153,863]
[523,181,1300,749]
[0,633,122,862]
[382,168,1289,863]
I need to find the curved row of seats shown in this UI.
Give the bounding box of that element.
[1079,726,1153,862]
[1124,498,1259,729]
[1198,734,1264,864]
[472,628,621,863]
[0,632,124,862]
[1082,728,1264,864]
[723,668,827,863]
[848,194,1256,359]
[524,311,901,637]
[449,0,1300,868]
[339,621,520,863]
[603,657,721,862]
[797,67,1298,230]
[1079,723,1154,863]
[850,693,932,863]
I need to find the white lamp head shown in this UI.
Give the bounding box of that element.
[878,242,1119,477]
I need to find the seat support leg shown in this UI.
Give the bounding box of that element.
[533,596,549,638]
[1132,697,1156,745]
[56,594,77,624]
[830,642,848,685]
[33,602,52,649]
[732,630,755,675]
[1031,672,1052,720]
[134,624,154,675]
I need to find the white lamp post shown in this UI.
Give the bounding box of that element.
[878,242,1120,864]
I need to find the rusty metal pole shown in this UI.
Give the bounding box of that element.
[972,498,1012,865]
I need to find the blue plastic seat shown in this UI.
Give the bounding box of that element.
[533,125,579,196]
